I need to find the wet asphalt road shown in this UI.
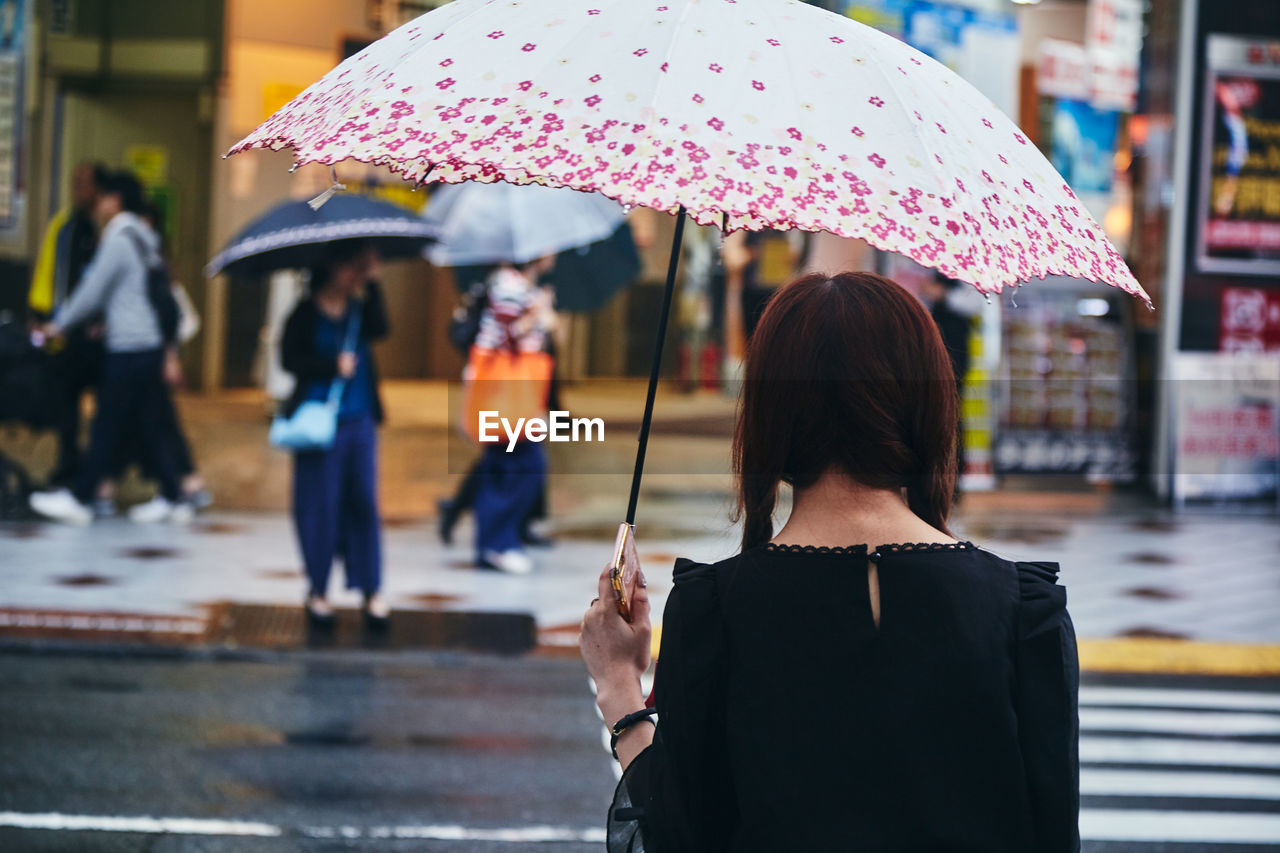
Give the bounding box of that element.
[0,648,614,852]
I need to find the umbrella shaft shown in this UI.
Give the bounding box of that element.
[626,207,687,527]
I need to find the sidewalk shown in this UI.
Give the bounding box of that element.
[2,380,1279,666]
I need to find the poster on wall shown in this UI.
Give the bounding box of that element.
[1196,34,1280,275]
[1172,352,1280,504]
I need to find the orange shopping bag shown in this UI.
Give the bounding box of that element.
[461,346,554,443]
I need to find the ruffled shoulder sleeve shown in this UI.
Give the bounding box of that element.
[607,557,734,853]
[1014,561,1080,853]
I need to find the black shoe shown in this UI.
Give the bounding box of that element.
[520,530,554,548]
[304,596,335,630]
[437,498,460,546]
[362,594,390,632]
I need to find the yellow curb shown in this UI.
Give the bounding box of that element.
[651,626,1280,676]
[1078,639,1280,676]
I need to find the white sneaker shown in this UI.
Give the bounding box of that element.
[483,549,533,575]
[168,501,195,525]
[129,496,178,524]
[29,489,93,526]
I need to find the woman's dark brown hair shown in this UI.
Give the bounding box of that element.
[732,272,958,550]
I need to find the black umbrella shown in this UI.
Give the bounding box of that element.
[206,195,438,277]
[450,221,641,313]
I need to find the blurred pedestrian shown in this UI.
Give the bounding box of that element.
[27,161,108,487]
[281,240,390,628]
[97,202,210,518]
[920,271,976,496]
[582,273,1079,852]
[29,171,191,525]
[466,260,555,574]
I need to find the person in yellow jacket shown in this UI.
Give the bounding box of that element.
[28,162,107,486]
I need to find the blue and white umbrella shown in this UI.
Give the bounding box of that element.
[206,194,438,277]
[422,181,625,267]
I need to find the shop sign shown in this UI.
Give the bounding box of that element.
[1172,352,1280,503]
[993,430,1134,480]
[1197,34,1280,276]
[1085,0,1142,112]
[1220,286,1280,353]
[1038,39,1090,102]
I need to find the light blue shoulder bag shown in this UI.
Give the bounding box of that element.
[270,303,362,452]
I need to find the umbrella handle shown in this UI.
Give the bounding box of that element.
[626,207,687,527]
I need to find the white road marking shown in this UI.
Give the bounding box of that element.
[1081,686,1280,712]
[1081,768,1280,800]
[0,812,607,843]
[1080,736,1280,768]
[1080,809,1280,844]
[1081,707,1280,736]
[0,813,280,837]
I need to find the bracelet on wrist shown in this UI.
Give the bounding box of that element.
[610,707,658,760]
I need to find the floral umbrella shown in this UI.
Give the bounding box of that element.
[230,0,1150,524]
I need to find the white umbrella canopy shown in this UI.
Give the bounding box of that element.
[232,0,1146,302]
[422,180,625,266]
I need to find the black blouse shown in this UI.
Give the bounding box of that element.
[609,542,1079,853]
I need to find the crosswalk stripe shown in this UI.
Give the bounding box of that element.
[1080,736,1280,768]
[1080,809,1280,844]
[1081,768,1280,800]
[1080,707,1280,736]
[1081,686,1280,712]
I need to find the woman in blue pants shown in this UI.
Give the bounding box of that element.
[281,240,390,627]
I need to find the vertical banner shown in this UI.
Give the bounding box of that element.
[1196,35,1280,275]
[0,0,25,231]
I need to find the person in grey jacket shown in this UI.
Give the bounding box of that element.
[29,170,189,525]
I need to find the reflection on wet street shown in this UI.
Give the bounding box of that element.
[0,650,612,852]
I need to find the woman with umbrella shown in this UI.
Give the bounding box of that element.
[281,239,390,627]
[581,272,1079,852]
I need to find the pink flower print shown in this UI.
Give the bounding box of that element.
[868,153,886,169]
[661,62,669,72]
[868,96,884,107]
[998,154,1008,165]
[935,122,947,134]
[522,43,537,52]
[955,178,966,192]
[1013,133,1028,145]
[910,57,922,66]
[487,30,504,39]
[440,58,453,67]
[518,80,533,91]
[851,126,864,137]
[900,197,922,215]
[767,38,780,46]
[982,118,993,129]
[752,80,765,91]
[913,110,922,122]
[585,94,602,107]
[981,170,994,183]
[482,115,497,125]
[940,198,953,208]
[946,220,962,235]
[634,48,648,57]
[929,216,940,226]
[788,127,802,141]
[657,4,668,9]
[588,9,600,15]
[709,63,723,73]
[707,117,724,131]
[692,93,704,104]
[830,36,844,44]
[779,146,792,156]
[621,143,635,156]
[934,154,944,165]
[784,166,797,179]
[436,77,456,89]
[1022,179,1035,193]
[590,74,602,83]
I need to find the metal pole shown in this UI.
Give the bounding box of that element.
[625,206,687,526]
